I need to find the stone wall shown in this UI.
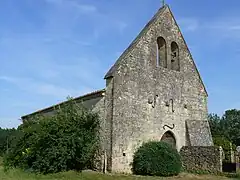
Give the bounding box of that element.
[91,96,106,172]
[104,78,114,172]
[186,120,213,146]
[105,5,212,173]
[180,146,222,173]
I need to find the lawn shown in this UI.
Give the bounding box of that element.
[0,157,237,180]
[0,168,237,180]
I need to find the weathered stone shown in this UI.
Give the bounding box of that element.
[180,146,222,173]
[186,120,213,146]
[105,5,212,173]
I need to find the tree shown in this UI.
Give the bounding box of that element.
[208,113,223,137]
[4,98,100,174]
[223,109,240,146]
[208,109,240,146]
[0,128,19,156]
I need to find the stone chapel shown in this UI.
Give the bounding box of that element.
[22,4,214,173]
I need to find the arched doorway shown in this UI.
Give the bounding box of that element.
[161,131,176,149]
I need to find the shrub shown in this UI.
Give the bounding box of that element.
[4,98,100,174]
[132,141,182,177]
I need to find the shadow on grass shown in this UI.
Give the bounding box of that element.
[186,169,240,179]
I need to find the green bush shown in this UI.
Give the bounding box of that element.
[132,141,182,177]
[4,98,100,174]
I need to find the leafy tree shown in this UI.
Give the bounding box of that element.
[0,128,8,155]
[208,109,240,162]
[208,113,224,137]
[223,109,240,146]
[209,109,240,146]
[4,98,100,174]
[0,128,19,156]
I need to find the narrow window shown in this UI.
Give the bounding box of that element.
[157,37,167,68]
[171,42,180,71]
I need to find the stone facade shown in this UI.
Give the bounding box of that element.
[104,5,213,173]
[22,5,213,174]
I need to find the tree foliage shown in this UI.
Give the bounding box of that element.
[208,109,240,146]
[208,109,240,162]
[4,98,100,174]
[132,141,182,177]
[0,128,19,156]
[208,113,224,137]
[223,109,240,146]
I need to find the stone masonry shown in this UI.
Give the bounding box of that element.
[180,146,222,173]
[104,4,213,173]
[22,4,214,174]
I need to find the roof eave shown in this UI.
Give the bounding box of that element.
[21,89,105,120]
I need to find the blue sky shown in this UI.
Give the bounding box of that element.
[1,0,240,128]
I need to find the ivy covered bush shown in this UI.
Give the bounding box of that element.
[132,141,182,177]
[4,98,100,174]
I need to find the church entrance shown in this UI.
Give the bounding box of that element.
[160,131,176,149]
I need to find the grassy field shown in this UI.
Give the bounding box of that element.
[0,168,237,180]
[0,169,236,180]
[0,157,237,180]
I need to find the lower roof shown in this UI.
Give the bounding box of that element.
[21,89,105,119]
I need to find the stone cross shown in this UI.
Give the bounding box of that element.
[162,0,165,6]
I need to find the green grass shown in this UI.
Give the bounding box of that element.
[0,168,236,180]
[0,157,237,180]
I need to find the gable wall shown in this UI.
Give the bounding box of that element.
[108,7,212,173]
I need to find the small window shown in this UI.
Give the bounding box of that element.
[171,42,180,71]
[157,37,167,68]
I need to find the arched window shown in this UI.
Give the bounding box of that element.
[157,37,167,68]
[171,42,180,71]
[161,131,176,149]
